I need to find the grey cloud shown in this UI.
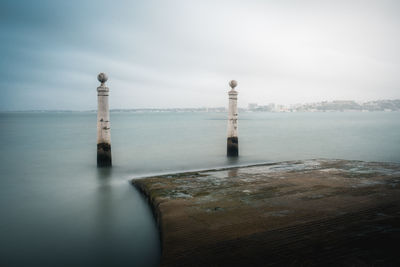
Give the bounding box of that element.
[1,0,399,110]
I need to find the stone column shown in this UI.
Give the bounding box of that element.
[97,73,112,167]
[227,80,239,157]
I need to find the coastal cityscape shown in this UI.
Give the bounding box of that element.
[246,99,400,112]
[11,99,400,113]
[110,99,400,113]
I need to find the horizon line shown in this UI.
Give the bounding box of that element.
[1,98,399,113]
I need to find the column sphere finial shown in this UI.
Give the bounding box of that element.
[229,80,238,89]
[97,73,108,84]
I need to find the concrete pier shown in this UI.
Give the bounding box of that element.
[227,80,238,157]
[132,159,400,266]
[97,73,112,167]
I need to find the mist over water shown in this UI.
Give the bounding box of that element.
[0,111,399,267]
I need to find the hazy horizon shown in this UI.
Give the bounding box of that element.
[1,0,400,111]
[2,97,400,112]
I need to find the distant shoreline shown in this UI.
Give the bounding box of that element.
[1,99,399,113]
[1,109,400,114]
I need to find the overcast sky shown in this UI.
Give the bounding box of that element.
[1,0,399,110]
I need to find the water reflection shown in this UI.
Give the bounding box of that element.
[96,167,113,183]
[95,168,115,265]
[226,156,239,166]
[95,167,113,227]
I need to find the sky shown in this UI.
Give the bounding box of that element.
[1,0,399,110]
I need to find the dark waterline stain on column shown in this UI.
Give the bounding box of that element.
[227,137,238,157]
[97,143,112,167]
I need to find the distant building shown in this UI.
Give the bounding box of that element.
[248,103,258,110]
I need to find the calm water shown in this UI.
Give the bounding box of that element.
[0,111,399,267]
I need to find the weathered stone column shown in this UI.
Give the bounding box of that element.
[227,80,239,157]
[97,73,112,167]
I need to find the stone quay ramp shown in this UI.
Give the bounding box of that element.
[132,159,400,266]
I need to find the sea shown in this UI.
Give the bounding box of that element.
[0,111,399,267]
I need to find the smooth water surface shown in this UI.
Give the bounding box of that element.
[0,111,399,266]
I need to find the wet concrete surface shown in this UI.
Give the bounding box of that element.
[132,159,400,266]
